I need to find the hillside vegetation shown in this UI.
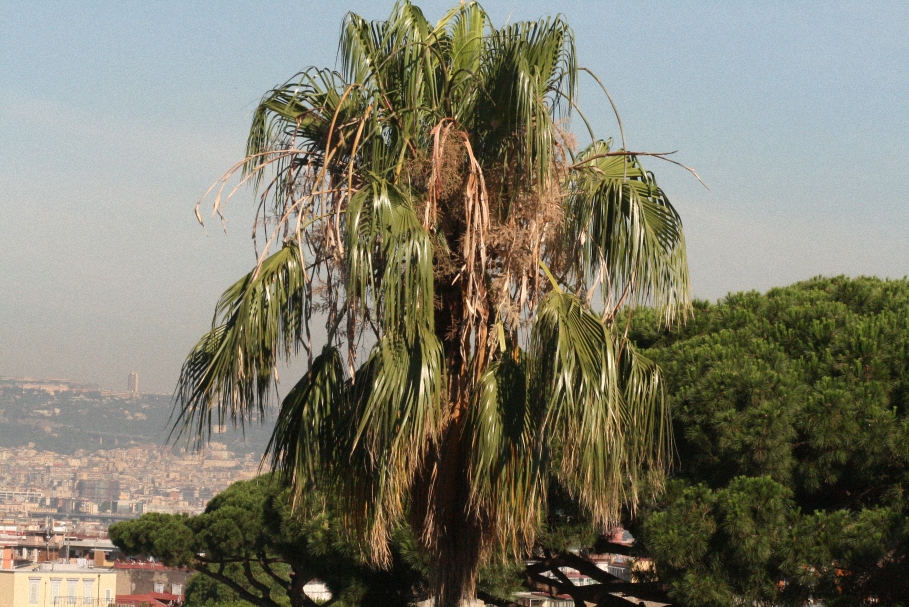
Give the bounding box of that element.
[631,276,909,606]
[0,389,271,456]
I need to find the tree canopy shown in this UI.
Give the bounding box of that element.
[631,276,909,606]
[109,476,428,607]
[110,474,672,607]
[172,2,692,604]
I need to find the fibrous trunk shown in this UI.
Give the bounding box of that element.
[410,275,489,607]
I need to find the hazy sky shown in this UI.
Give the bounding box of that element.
[2,1,907,393]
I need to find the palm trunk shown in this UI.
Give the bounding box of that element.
[411,276,489,607]
[413,420,486,607]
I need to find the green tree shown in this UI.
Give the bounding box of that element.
[182,574,250,607]
[109,477,427,607]
[631,276,909,606]
[173,3,691,604]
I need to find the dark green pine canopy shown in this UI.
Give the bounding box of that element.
[634,276,909,606]
[173,3,691,605]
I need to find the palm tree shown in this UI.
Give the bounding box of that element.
[174,2,691,605]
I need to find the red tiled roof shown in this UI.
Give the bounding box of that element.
[114,561,187,571]
[114,596,167,607]
[115,592,181,606]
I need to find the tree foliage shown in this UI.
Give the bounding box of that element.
[172,2,692,604]
[110,476,653,607]
[631,276,909,606]
[109,477,427,607]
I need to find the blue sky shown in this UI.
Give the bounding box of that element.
[1,1,907,392]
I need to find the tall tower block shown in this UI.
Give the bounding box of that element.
[127,371,139,394]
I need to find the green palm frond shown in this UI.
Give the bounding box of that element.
[341,324,445,563]
[245,68,359,197]
[355,327,445,468]
[346,178,435,341]
[173,242,308,444]
[265,323,445,564]
[467,355,545,556]
[530,291,670,527]
[617,339,673,486]
[474,13,575,185]
[267,346,348,489]
[340,2,441,173]
[435,2,487,111]
[566,140,690,323]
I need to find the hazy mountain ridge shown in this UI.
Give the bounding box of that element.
[0,384,272,456]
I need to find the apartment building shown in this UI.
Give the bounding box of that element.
[113,562,187,599]
[0,563,117,607]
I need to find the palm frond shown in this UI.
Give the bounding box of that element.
[266,346,348,489]
[566,140,691,324]
[434,3,487,117]
[245,68,352,194]
[530,291,670,528]
[345,324,445,564]
[467,355,545,557]
[475,13,575,185]
[617,339,673,488]
[345,177,435,342]
[173,242,308,444]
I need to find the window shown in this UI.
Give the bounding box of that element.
[153,582,165,593]
[67,579,78,605]
[104,588,112,604]
[29,578,40,603]
[82,579,94,605]
[50,579,62,606]
[171,583,182,596]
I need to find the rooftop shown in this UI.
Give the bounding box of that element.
[9,563,114,573]
[114,561,184,570]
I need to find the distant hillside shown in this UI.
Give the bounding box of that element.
[0,386,272,456]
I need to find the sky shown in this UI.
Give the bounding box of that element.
[1,1,907,393]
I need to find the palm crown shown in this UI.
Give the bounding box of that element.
[175,2,690,605]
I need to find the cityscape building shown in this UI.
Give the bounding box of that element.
[126,373,139,394]
[0,561,117,607]
[115,561,188,599]
[0,377,272,606]
[0,442,260,521]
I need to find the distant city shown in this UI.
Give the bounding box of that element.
[0,442,260,519]
[0,374,273,531]
[4,371,158,398]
